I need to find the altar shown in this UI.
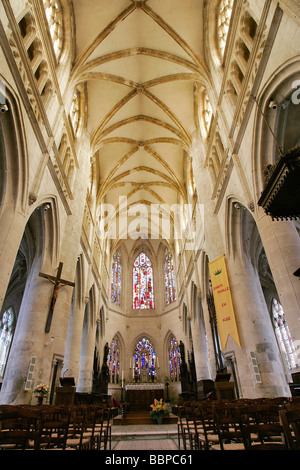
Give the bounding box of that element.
[125,383,164,411]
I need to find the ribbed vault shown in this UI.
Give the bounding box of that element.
[71,0,208,242]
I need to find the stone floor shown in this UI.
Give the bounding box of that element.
[111,423,181,450]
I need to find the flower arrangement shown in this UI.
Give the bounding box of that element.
[150,398,170,420]
[33,384,49,396]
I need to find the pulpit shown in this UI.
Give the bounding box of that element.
[55,377,76,405]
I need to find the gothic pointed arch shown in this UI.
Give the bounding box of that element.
[133,251,154,309]
[253,58,300,199]
[0,77,28,213]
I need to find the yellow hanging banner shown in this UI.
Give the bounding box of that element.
[208,255,240,350]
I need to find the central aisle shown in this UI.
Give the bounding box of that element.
[111,423,180,450]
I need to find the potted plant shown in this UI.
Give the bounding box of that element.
[150,398,170,424]
[33,384,49,405]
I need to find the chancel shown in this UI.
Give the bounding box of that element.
[0,0,300,452]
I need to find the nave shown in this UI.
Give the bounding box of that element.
[1,395,300,451]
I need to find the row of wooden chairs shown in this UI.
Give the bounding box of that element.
[0,404,113,450]
[174,397,300,451]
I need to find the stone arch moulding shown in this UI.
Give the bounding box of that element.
[74,253,85,307]
[0,75,29,214]
[130,333,158,357]
[252,57,300,200]
[88,284,97,326]
[226,196,263,273]
[27,195,61,270]
[225,195,250,260]
[110,331,125,365]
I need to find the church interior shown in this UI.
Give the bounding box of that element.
[0,0,300,451]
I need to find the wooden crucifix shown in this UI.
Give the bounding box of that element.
[39,262,75,333]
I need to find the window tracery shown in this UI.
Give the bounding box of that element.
[0,307,15,379]
[217,0,234,58]
[111,251,121,306]
[43,0,64,60]
[70,90,81,137]
[169,336,181,381]
[133,252,154,309]
[132,338,157,381]
[107,337,120,384]
[272,298,300,371]
[202,91,213,138]
[164,253,176,306]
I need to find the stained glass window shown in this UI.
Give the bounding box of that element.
[107,337,120,384]
[164,253,176,305]
[132,338,157,381]
[218,0,234,58]
[43,0,63,60]
[133,252,154,309]
[169,336,181,381]
[70,90,80,136]
[272,298,300,371]
[203,91,213,138]
[111,251,121,306]
[0,307,15,379]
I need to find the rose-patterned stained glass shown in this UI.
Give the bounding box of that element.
[111,251,121,306]
[133,252,154,309]
[164,253,176,305]
[107,337,120,384]
[169,336,181,381]
[132,338,157,381]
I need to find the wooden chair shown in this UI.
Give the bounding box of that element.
[66,406,91,450]
[240,404,287,450]
[279,408,300,450]
[212,403,247,450]
[176,405,190,450]
[190,404,214,450]
[195,403,219,450]
[183,404,199,450]
[0,408,41,450]
[34,407,71,450]
[101,407,112,450]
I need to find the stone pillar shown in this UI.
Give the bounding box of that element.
[77,302,97,393]
[0,211,27,311]
[227,255,291,398]
[190,133,225,261]
[256,210,300,342]
[63,295,86,384]
[191,297,211,381]
[0,258,58,404]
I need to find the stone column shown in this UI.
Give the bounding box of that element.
[191,297,211,381]
[0,257,59,404]
[0,211,27,311]
[227,254,291,398]
[77,302,97,393]
[256,209,300,342]
[190,133,225,261]
[63,294,86,384]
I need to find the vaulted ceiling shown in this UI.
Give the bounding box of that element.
[71,0,209,243]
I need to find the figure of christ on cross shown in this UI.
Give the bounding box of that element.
[39,262,75,333]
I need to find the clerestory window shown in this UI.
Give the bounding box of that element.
[218,0,234,58]
[43,0,64,61]
[133,252,154,309]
